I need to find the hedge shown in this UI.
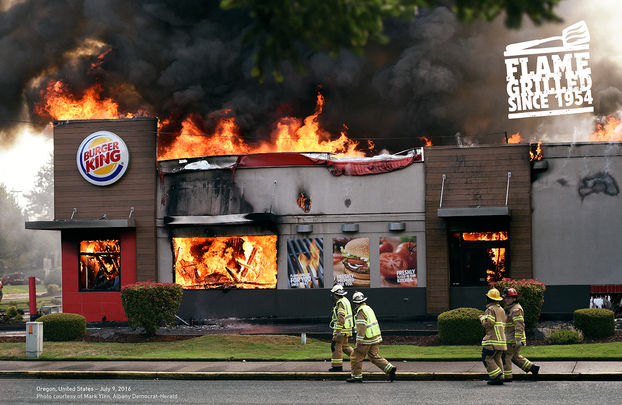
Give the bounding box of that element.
[545,328,584,344]
[438,307,485,345]
[574,308,615,338]
[121,282,184,337]
[491,279,545,329]
[36,313,86,341]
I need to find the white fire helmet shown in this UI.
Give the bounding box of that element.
[331,284,347,296]
[352,291,367,304]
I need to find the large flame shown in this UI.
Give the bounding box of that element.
[158,92,369,160]
[591,115,622,142]
[79,239,120,290]
[173,235,277,289]
[35,80,137,120]
[507,132,521,143]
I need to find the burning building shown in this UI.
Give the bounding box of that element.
[25,116,622,322]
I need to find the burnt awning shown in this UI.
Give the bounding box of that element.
[437,207,510,218]
[164,213,277,226]
[25,218,136,230]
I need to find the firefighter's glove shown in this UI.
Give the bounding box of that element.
[515,339,523,347]
[335,332,343,339]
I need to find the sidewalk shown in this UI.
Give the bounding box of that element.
[1,360,622,381]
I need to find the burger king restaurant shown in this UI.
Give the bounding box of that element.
[26,118,619,322]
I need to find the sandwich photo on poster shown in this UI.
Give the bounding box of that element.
[287,238,324,288]
[379,236,418,287]
[333,237,370,287]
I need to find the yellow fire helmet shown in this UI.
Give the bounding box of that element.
[486,288,503,301]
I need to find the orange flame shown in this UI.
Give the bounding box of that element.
[507,132,521,143]
[420,136,433,146]
[35,80,137,120]
[591,116,622,142]
[79,239,120,289]
[173,236,277,289]
[158,92,367,160]
[486,248,506,283]
[462,232,508,241]
[530,141,542,161]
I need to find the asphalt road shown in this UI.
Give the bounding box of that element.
[1,379,622,404]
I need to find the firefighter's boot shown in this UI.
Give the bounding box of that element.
[487,375,504,385]
[328,366,343,372]
[388,366,397,382]
[346,377,363,383]
[530,364,540,376]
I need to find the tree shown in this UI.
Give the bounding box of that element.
[221,0,563,81]
[24,153,54,221]
[0,184,30,273]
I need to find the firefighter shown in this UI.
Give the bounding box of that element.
[329,284,354,372]
[346,291,396,383]
[479,288,507,385]
[502,287,540,381]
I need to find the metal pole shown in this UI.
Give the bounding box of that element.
[439,174,446,208]
[505,172,512,206]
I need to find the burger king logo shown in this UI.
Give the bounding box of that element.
[76,131,129,186]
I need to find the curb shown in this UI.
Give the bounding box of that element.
[1,371,622,381]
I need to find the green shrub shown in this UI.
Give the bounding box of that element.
[36,313,86,341]
[491,279,545,330]
[46,284,61,296]
[438,307,485,345]
[6,305,19,318]
[545,328,584,344]
[574,308,615,338]
[121,282,184,337]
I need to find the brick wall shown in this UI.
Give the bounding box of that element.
[424,145,532,313]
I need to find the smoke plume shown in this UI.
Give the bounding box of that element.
[1,0,621,151]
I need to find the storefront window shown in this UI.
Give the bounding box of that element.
[79,240,121,291]
[173,235,277,289]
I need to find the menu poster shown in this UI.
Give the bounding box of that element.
[379,236,418,287]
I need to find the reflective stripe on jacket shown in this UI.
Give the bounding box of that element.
[480,302,507,350]
[505,302,527,344]
[331,297,353,335]
[355,304,382,344]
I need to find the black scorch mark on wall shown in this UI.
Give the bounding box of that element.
[578,172,619,200]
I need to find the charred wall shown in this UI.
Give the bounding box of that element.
[424,144,532,313]
[54,118,158,282]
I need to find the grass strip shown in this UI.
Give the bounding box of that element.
[1,335,622,361]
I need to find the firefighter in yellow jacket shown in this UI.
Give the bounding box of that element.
[479,288,507,385]
[502,287,540,381]
[329,284,354,372]
[346,291,397,383]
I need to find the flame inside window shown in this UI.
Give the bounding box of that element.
[79,239,120,291]
[449,231,508,286]
[173,235,277,289]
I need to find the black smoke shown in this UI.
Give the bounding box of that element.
[0,0,620,151]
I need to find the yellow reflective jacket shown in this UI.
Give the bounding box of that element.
[330,297,353,336]
[505,302,527,345]
[480,302,507,350]
[355,304,382,344]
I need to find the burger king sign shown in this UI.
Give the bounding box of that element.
[76,131,129,186]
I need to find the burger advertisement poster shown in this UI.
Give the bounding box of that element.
[333,237,370,288]
[287,238,324,288]
[380,237,418,287]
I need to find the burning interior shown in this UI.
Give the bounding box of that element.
[173,235,277,289]
[449,231,508,286]
[79,239,121,291]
